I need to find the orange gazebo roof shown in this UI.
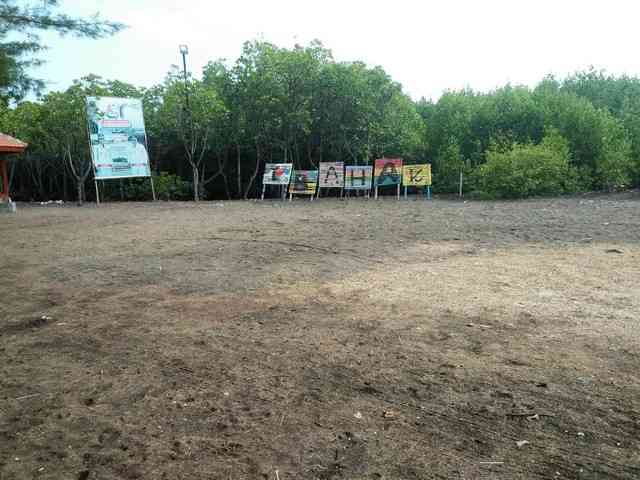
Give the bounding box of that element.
[0,133,28,154]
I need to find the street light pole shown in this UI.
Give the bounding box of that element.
[179,44,190,110]
[179,44,198,199]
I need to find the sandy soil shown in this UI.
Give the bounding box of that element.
[1,192,639,480]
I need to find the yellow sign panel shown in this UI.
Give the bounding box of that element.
[402,164,432,186]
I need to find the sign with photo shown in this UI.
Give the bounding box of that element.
[289,170,319,195]
[262,163,293,185]
[86,97,151,180]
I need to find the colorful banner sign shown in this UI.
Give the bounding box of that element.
[344,166,373,190]
[402,164,432,186]
[318,162,344,188]
[262,163,293,185]
[374,158,403,186]
[289,170,319,195]
[86,97,151,180]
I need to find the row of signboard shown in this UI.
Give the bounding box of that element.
[263,160,432,195]
[83,97,432,199]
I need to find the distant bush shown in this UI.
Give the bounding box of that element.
[102,172,193,201]
[432,139,465,193]
[151,172,193,200]
[472,132,579,198]
[594,119,634,191]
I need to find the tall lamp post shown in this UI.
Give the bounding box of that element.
[179,44,190,109]
[179,44,197,199]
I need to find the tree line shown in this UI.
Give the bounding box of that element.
[2,42,640,202]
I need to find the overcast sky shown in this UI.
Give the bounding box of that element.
[36,0,640,101]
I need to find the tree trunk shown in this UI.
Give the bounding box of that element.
[192,164,200,201]
[77,180,84,206]
[221,171,231,200]
[236,143,242,198]
[49,174,54,200]
[244,142,261,200]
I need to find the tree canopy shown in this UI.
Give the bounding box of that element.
[0,0,124,104]
[1,40,639,202]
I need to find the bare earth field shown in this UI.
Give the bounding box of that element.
[1,193,639,480]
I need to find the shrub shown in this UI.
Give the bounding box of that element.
[102,172,193,201]
[151,172,193,200]
[472,132,579,198]
[433,139,466,193]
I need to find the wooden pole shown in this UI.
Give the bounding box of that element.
[85,109,101,207]
[459,170,463,198]
[397,183,400,200]
[149,175,157,201]
[1,159,8,201]
[94,178,100,206]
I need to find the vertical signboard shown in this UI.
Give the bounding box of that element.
[86,97,151,180]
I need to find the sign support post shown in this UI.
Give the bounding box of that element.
[150,176,157,201]
[86,120,101,207]
[144,129,156,201]
[94,179,101,205]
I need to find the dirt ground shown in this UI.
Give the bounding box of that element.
[1,192,639,480]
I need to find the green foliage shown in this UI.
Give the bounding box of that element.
[155,71,227,200]
[102,173,192,201]
[422,73,639,194]
[4,44,640,202]
[151,172,193,201]
[433,139,464,193]
[473,132,579,199]
[0,0,124,103]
